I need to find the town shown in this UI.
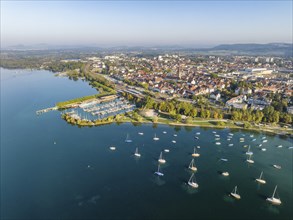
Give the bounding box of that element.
[58,53,292,120]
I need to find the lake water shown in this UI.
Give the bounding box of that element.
[1,68,292,220]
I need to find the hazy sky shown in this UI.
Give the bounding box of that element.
[1,1,292,47]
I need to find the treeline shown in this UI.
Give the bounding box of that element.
[122,92,293,125]
[45,61,84,73]
[122,93,223,120]
[231,106,292,124]
[56,93,113,108]
[89,81,116,93]
[0,58,43,69]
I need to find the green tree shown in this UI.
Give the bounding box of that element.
[185,117,193,124]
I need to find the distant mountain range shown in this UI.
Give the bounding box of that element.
[3,43,293,56]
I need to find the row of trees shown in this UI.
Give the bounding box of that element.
[231,106,292,124]
[123,92,292,126]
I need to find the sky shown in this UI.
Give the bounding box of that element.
[1,1,292,48]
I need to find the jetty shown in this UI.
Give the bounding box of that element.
[36,106,58,115]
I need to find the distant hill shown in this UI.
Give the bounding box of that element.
[207,43,292,56]
[2,43,292,57]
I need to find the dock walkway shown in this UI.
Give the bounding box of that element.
[36,106,58,115]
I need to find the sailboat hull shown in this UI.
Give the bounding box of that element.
[189,167,197,171]
[266,197,281,205]
[256,179,266,184]
[231,193,241,199]
[188,181,198,188]
[154,172,164,176]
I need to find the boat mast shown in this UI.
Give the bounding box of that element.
[272,185,277,198]
[259,171,263,180]
[189,173,194,182]
[190,159,194,167]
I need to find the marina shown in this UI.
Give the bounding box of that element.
[63,96,136,122]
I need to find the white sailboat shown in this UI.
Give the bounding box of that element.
[134,147,141,157]
[187,173,198,188]
[173,134,177,137]
[273,164,281,169]
[125,133,132,143]
[154,164,164,176]
[246,155,254,164]
[153,133,159,141]
[255,171,266,184]
[192,147,200,157]
[164,149,170,153]
[230,186,241,199]
[109,146,116,151]
[172,140,176,143]
[158,152,166,163]
[138,132,144,135]
[246,145,253,155]
[188,159,197,171]
[215,142,221,145]
[163,131,167,134]
[266,185,282,205]
[222,171,229,176]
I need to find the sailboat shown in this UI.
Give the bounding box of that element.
[189,159,197,171]
[163,131,167,134]
[246,145,253,155]
[158,152,166,163]
[230,186,241,199]
[222,171,229,176]
[125,133,132,143]
[246,155,254,164]
[273,164,281,169]
[255,171,266,184]
[192,147,200,157]
[153,133,159,141]
[154,164,164,176]
[109,146,116,151]
[134,147,141,157]
[187,173,198,188]
[138,132,144,135]
[266,185,282,205]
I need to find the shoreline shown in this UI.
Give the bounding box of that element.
[61,113,293,137]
